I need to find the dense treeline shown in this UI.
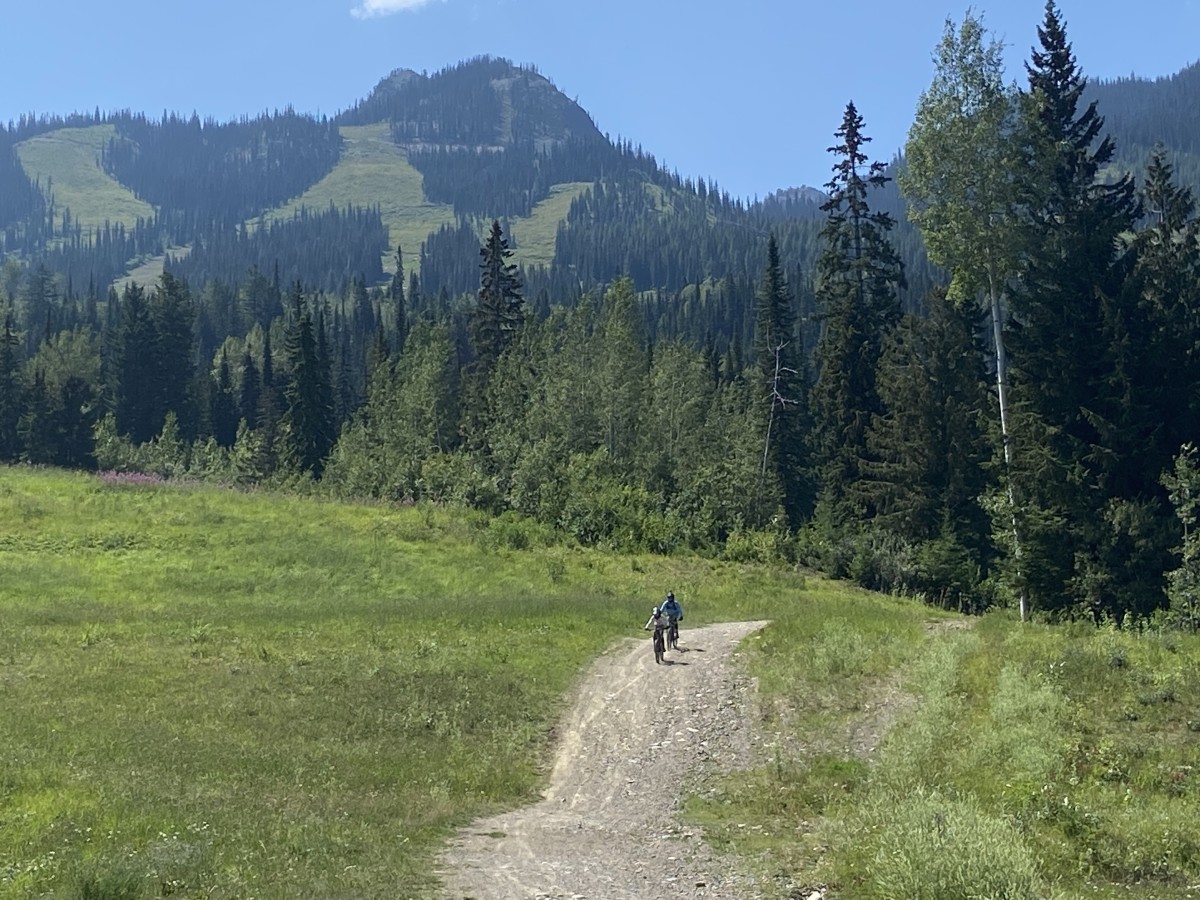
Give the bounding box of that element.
[102,110,343,224]
[0,141,43,239]
[38,216,170,293]
[166,204,388,298]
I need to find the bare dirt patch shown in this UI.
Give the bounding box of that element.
[437,620,771,900]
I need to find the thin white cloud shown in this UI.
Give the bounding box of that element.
[351,0,444,19]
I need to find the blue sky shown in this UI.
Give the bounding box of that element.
[2,0,1197,200]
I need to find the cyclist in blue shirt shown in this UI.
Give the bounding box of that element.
[661,591,683,649]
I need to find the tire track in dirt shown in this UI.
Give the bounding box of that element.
[438,620,771,900]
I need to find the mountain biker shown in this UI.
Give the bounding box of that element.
[661,591,683,626]
[644,605,668,663]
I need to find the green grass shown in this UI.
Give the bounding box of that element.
[260,124,457,281]
[690,605,1200,898]
[19,465,1196,898]
[15,126,155,235]
[509,182,590,269]
[0,464,883,899]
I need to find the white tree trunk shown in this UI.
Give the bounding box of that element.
[987,269,1028,622]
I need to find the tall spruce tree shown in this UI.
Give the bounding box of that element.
[1008,1,1141,617]
[390,244,408,357]
[754,234,813,526]
[281,283,335,477]
[466,220,524,445]
[112,282,160,444]
[254,330,284,476]
[152,271,197,438]
[471,220,524,376]
[811,102,905,524]
[211,348,239,448]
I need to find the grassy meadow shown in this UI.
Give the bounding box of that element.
[0,465,840,899]
[15,127,155,235]
[258,124,587,278]
[3,466,1200,899]
[688,609,1200,898]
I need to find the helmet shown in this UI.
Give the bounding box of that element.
[652,606,660,615]
[666,591,675,601]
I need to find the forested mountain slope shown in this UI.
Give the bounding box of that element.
[1087,60,1200,190]
[0,56,922,336]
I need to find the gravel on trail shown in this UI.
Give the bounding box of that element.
[437,620,773,900]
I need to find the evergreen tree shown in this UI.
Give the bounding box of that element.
[596,277,646,467]
[255,331,283,476]
[152,271,198,438]
[239,348,260,429]
[811,102,905,524]
[866,288,993,604]
[390,244,408,356]
[471,219,524,376]
[281,283,335,476]
[465,219,525,445]
[18,369,54,464]
[55,375,98,469]
[1075,150,1200,621]
[211,348,239,448]
[1008,1,1141,617]
[753,234,813,526]
[112,282,160,444]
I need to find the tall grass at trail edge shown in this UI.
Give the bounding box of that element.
[0,464,811,899]
[691,604,1200,899]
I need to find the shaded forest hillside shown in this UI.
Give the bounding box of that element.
[1087,60,1200,190]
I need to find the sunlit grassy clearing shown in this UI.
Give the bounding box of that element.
[509,181,590,269]
[113,245,191,293]
[693,607,1200,899]
[15,125,154,234]
[3,464,907,899]
[259,124,456,280]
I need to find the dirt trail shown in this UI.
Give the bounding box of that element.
[437,620,772,900]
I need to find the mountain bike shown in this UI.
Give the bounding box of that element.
[666,617,679,651]
[652,626,666,665]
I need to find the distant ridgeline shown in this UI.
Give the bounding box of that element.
[0,56,941,354]
[0,54,1196,351]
